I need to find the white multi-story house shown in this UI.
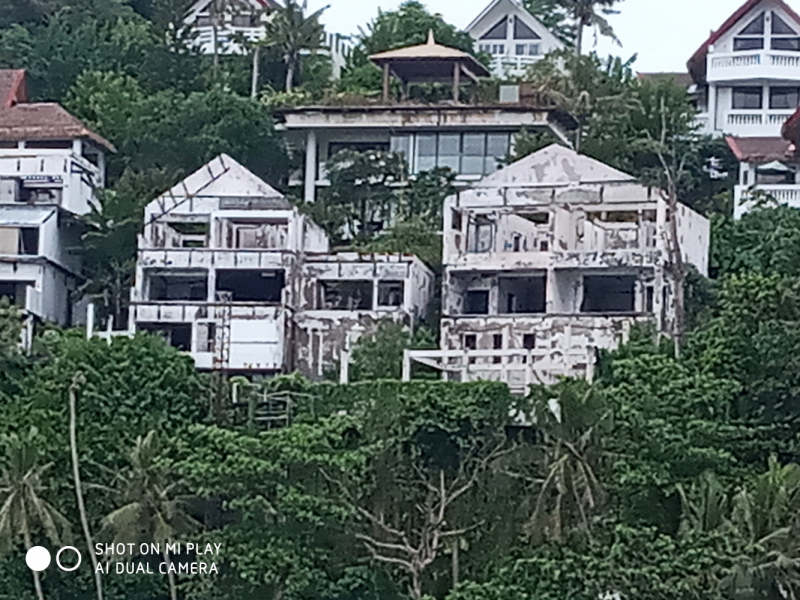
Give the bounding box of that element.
[686,0,800,215]
[0,70,112,341]
[130,154,433,377]
[689,0,800,138]
[405,145,709,393]
[465,0,564,78]
[277,34,576,205]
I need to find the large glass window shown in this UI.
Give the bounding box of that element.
[734,12,765,51]
[732,86,763,109]
[413,133,510,175]
[480,17,507,40]
[770,86,800,109]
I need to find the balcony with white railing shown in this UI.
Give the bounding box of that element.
[734,184,800,218]
[707,50,800,83]
[138,248,289,270]
[489,54,542,77]
[723,110,796,136]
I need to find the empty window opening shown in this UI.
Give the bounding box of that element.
[196,322,216,353]
[139,323,192,352]
[216,269,284,302]
[149,272,208,301]
[492,333,503,363]
[377,281,404,307]
[645,286,655,313]
[469,218,494,253]
[512,234,522,252]
[521,212,549,225]
[0,281,26,305]
[500,276,546,314]
[167,222,209,248]
[319,280,373,310]
[581,275,636,313]
[451,209,463,231]
[15,180,63,204]
[229,221,288,250]
[463,334,477,350]
[464,290,489,315]
[20,228,38,255]
[25,140,72,149]
[523,333,536,350]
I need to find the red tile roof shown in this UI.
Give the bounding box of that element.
[0,69,28,108]
[725,135,796,163]
[782,107,800,142]
[687,0,800,83]
[0,103,115,152]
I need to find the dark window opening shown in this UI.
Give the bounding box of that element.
[195,15,213,26]
[167,222,209,249]
[319,280,373,310]
[217,269,284,302]
[523,333,536,350]
[492,333,503,363]
[451,209,463,231]
[329,141,390,156]
[581,275,636,313]
[197,322,216,353]
[771,37,800,51]
[464,290,489,315]
[0,281,22,304]
[481,17,507,40]
[20,228,38,255]
[645,286,654,313]
[740,12,765,35]
[149,273,208,301]
[139,323,192,352]
[463,334,477,350]
[500,276,546,314]
[772,12,796,34]
[25,140,72,149]
[513,16,540,40]
[732,87,763,109]
[377,281,404,307]
[734,37,764,50]
[522,212,549,224]
[231,13,257,26]
[470,218,493,253]
[770,86,800,109]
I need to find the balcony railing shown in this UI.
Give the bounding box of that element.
[489,55,542,75]
[734,184,800,217]
[707,50,800,82]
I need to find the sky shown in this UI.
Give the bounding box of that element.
[305,0,759,73]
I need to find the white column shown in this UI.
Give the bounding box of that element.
[708,83,718,132]
[304,130,317,204]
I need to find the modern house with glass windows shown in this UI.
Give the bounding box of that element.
[464,0,565,78]
[276,35,576,205]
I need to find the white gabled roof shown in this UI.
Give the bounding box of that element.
[476,144,636,186]
[165,153,285,200]
[465,0,563,48]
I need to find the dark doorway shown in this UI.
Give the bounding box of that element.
[216,270,285,302]
[499,276,546,314]
[581,275,636,313]
[464,290,489,315]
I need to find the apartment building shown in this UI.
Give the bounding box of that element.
[130,154,433,376]
[0,70,112,341]
[405,145,709,393]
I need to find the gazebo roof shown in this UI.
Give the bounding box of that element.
[369,31,490,82]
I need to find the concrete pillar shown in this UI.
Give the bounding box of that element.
[708,83,718,132]
[304,130,317,204]
[453,62,461,103]
[97,151,106,188]
[402,349,411,381]
[382,63,391,102]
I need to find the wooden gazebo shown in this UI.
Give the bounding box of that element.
[369,30,490,103]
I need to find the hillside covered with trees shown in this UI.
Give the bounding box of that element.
[2,0,800,600]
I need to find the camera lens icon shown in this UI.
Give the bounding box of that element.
[25,546,82,572]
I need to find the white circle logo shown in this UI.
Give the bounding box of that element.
[25,546,51,571]
[56,546,82,571]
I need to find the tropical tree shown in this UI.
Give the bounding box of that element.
[559,0,623,56]
[263,0,327,92]
[101,431,199,600]
[0,427,71,600]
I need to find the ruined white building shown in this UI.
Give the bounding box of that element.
[406,145,710,393]
[184,0,279,55]
[465,0,565,78]
[130,154,433,377]
[0,69,112,339]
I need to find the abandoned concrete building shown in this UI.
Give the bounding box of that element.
[276,33,577,205]
[405,145,710,393]
[0,69,112,341]
[130,154,433,376]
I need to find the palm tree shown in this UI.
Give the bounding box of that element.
[559,0,622,56]
[0,427,71,600]
[101,431,199,600]
[263,0,328,92]
[525,380,607,543]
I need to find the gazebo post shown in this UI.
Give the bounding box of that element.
[453,62,461,103]
[382,63,391,102]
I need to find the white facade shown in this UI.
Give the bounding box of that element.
[465,0,564,78]
[184,0,277,55]
[406,145,710,393]
[0,124,107,332]
[131,154,433,376]
[692,0,800,137]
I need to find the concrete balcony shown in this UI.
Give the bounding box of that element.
[707,50,800,83]
[138,248,290,270]
[734,184,800,218]
[723,110,795,136]
[489,54,542,76]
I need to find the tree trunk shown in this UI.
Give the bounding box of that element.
[23,529,45,600]
[575,19,583,56]
[163,545,178,600]
[668,187,685,356]
[251,45,260,98]
[285,59,295,92]
[451,538,459,588]
[410,569,422,600]
[70,380,104,600]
